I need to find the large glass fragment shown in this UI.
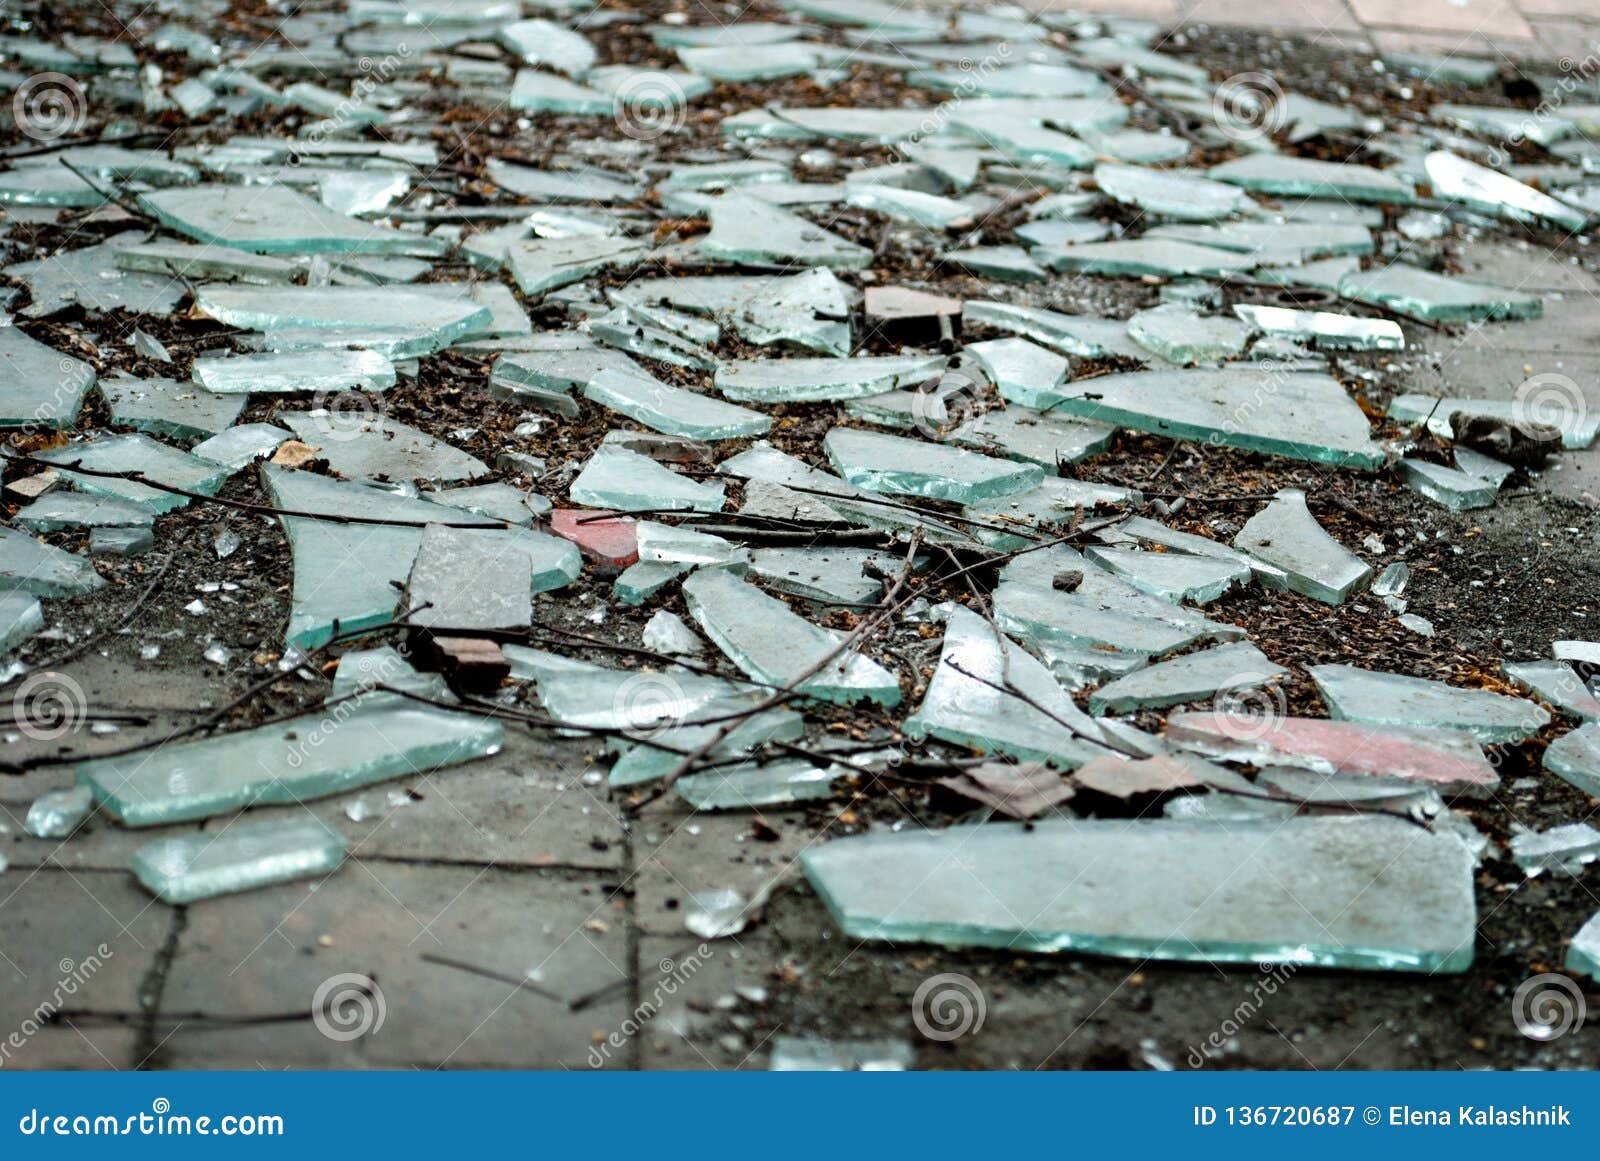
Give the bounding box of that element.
[570,443,725,512]
[1089,641,1284,714]
[80,699,504,826]
[697,193,873,269]
[98,375,244,440]
[1232,489,1371,605]
[1081,545,1251,604]
[801,816,1476,971]
[1309,663,1550,743]
[1035,370,1384,468]
[34,433,231,512]
[1503,660,1600,722]
[0,527,104,596]
[1208,154,1416,203]
[1092,162,1253,221]
[195,286,491,353]
[0,324,95,428]
[1546,723,1600,797]
[191,349,396,395]
[904,605,1116,769]
[131,820,348,903]
[1232,304,1403,351]
[681,567,899,706]
[823,427,1042,503]
[1126,305,1251,365]
[278,412,487,483]
[715,355,942,403]
[584,368,769,440]
[140,186,444,255]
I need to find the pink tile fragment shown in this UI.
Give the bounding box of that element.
[548,508,638,570]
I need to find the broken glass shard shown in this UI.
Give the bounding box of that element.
[1310,663,1550,743]
[508,69,612,113]
[7,233,187,319]
[131,820,347,903]
[278,411,486,483]
[0,527,105,596]
[141,185,444,256]
[802,815,1475,970]
[191,423,291,470]
[1208,154,1416,203]
[1096,514,1287,588]
[1337,263,1541,323]
[641,609,701,656]
[1126,304,1251,365]
[1167,711,1499,797]
[1146,221,1373,264]
[12,491,153,532]
[1546,723,1600,797]
[195,286,490,353]
[191,349,396,395]
[1043,239,1255,278]
[1092,162,1253,221]
[24,785,93,839]
[1088,641,1286,715]
[407,524,533,631]
[1233,303,1402,351]
[823,427,1042,503]
[747,547,900,605]
[939,246,1047,283]
[505,236,648,296]
[498,18,597,74]
[1082,545,1251,604]
[1390,392,1596,450]
[697,194,873,270]
[947,406,1114,468]
[1232,489,1371,605]
[675,757,839,810]
[715,355,942,403]
[0,324,96,428]
[1398,457,1498,510]
[34,434,230,512]
[1509,823,1600,878]
[904,605,1113,769]
[81,699,504,826]
[844,184,973,229]
[570,443,725,513]
[1041,370,1384,468]
[607,706,803,788]
[585,368,769,441]
[963,338,1068,408]
[1503,660,1600,722]
[0,591,45,653]
[429,482,550,526]
[98,375,245,441]
[1424,150,1588,231]
[963,301,1148,361]
[682,567,898,706]
[635,521,749,572]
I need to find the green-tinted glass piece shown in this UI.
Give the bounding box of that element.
[1208,154,1416,203]
[585,368,769,440]
[504,236,648,295]
[947,405,1115,467]
[1310,663,1551,743]
[1233,488,1372,604]
[132,820,347,903]
[195,286,491,352]
[1145,221,1373,265]
[697,193,873,269]
[191,423,291,469]
[12,491,153,532]
[35,433,230,512]
[802,815,1475,970]
[1233,304,1402,351]
[508,69,612,113]
[1038,370,1385,468]
[747,546,900,605]
[614,560,692,605]
[1093,162,1252,221]
[1547,723,1600,797]
[1082,545,1252,604]
[1043,238,1255,277]
[716,355,942,403]
[0,324,95,428]
[1126,304,1250,365]
[845,184,973,229]
[823,426,1042,503]
[939,246,1048,282]
[278,411,486,483]
[570,443,725,512]
[608,707,804,787]
[1089,640,1286,714]
[141,185,444,255]
[682,567,899,705]
[1389,392,1596,450]
[905,605,1114,769]
[675,757,840,809]
[191,349,395,395]
[1339,263,1542,323]
[0,590,45,653]
[1503,661,1600,722]
[963,301,1148,360]
[1565,906,1600,982]
[0,527,104,597]
[82,700,503,827]
[1398,457,1498,510]
[97,375,244,440]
